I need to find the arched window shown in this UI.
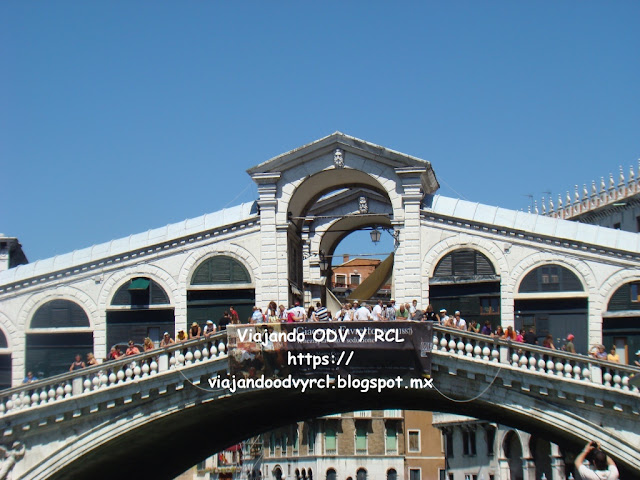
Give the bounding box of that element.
[518,265,584,293]
[387,469,397,480]
[107,278,174,353]
[31,299,90,328]
[273,467,283,480]
[0,328,9,390]
[433,249,496,278]
[27,299,93,378]
[111,278,170,306]
[191,255,251,285]
[356,468,367,480]
[326,469,337,480]
[607,281,640,311]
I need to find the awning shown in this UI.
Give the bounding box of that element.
[290,284,302,296]
[128,278,150,291]
[347,253,394,302]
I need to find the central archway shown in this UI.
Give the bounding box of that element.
[249,132,439,308]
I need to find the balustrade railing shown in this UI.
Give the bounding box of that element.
[2,322,639,420]
[0,332,228,417]
[431,325,640,394]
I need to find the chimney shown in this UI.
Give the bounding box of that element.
[343,254,350,263]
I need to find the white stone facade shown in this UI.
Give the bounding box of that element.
[1,132,639,387]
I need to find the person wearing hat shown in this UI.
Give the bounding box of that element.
[160,331,175,347]
[189,322,202,339]
[565,334,576,354]
[634,350,640,367]
[176,329,188,342]
[203,320,217,337]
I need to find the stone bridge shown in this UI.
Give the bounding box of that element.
[1,322,639,479]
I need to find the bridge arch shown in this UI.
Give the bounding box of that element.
[279,165,400,305]
[4,321,639,479]
[23,381,639,480]
[280,167,403,227]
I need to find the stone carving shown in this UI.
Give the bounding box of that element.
[358,196,368,214]
[333,148,344,168]
[0,442,25,480]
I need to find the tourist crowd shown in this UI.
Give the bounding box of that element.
[25,299,635,384]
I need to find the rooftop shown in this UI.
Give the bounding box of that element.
[0,201,258,287]
[426,194,640,253]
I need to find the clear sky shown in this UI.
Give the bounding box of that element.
[2,1,639,263]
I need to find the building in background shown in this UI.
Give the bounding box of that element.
[330,255,391,302]
[178,410,445,480]
[538,166,640,362]
[432,414,569,480]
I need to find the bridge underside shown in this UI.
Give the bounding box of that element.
[44,384,637,480]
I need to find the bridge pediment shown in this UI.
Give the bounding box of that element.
[247,132,439,193]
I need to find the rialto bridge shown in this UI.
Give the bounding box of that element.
[1,133,640,476]
[0,325,638,479]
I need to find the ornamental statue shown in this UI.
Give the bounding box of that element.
[333,148,345,168]
[358,196,368,214]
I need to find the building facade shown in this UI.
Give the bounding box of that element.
[1,133,640,389]
[432,414,568,480]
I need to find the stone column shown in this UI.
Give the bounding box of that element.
[550,442,566,480]
[394,168,426,305]
[251,173,283,307]
[523,457,536,480]
[498,458,510,480]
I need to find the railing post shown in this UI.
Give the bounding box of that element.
[158,353,169,372]
[499,344,510,364]
[590,363,603,385]
[72,377,83,395]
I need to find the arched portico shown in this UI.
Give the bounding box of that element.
[248,132,439,308]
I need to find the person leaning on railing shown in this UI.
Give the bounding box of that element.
[160,332,175,347]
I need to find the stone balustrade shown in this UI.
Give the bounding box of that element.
[0,332,228,418]
[431,325,640,398]
[2,323,639,424]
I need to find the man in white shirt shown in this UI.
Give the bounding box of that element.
[372,300,384,321]
[453,311,466,330]
[355,301,372,321]
[574,441,619,480]
[409,299,418,315]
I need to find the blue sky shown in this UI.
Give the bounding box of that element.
[2,2,639,263]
